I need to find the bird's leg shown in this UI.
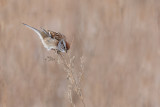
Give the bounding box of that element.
[52,49,60,55]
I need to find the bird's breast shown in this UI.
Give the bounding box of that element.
[43,37,59,50]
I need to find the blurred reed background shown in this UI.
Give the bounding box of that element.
[1,0,160,107]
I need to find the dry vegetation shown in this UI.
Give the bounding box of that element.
[44,50,86,107]
[1,0,160,107]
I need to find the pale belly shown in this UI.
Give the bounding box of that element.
[42,38,59,50]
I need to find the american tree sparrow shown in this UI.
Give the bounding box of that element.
[23,23,70,53]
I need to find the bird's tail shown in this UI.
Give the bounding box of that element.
[22,23,47,40]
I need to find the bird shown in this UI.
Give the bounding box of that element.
[23,23,70,53]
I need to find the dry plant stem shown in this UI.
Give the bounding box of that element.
[58,53,86,107]
[78,64,85,85]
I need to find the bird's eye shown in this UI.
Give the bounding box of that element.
[58,39,67,52]
[62,40,66,49]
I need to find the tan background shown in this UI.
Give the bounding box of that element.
[1,0,160,107]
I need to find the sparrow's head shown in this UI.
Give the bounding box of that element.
[58,39,70,53]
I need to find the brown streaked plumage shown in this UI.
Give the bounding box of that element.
[23,23,70,53]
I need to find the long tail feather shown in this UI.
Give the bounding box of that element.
[22,23,49,49]
[22,23,45,40]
